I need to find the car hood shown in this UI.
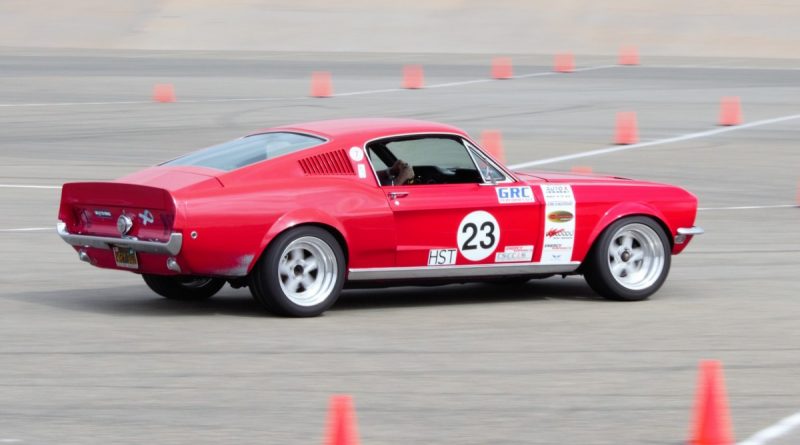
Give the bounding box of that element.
[514,170,639,185]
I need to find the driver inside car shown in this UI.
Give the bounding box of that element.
[378,159,415,186]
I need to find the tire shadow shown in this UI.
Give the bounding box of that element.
[2,277,608,318]
[332,277,605,311]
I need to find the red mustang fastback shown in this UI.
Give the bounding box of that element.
[58,118,702,316]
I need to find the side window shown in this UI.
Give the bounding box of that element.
[367,135,483,186]
[163,132,325,171]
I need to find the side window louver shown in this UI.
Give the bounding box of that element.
[298,150,355,176]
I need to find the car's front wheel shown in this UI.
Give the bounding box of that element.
[583,216,671,301]
[142,275,226,300]
[249,226,346,317]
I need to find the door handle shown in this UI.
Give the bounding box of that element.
[388,192,409,199]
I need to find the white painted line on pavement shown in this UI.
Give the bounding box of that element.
[699,204,797,211]
[426,78,494,88]
[0,184,61,189]
[0,66,617,107]
[0,439,22,443]
[0,227,53,232]
[738,411,800,445]
[333,88,403,97]
[508,113,800,169]
[0,100,151,107]
[645,64,800,71]
[428,65,616,86]
[570,64,620,73]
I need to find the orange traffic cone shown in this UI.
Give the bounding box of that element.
[619,46,640,65]
[491,57,513,79]
[311,71,333,98]
[324,395,359,445]
[554,53,575,73]
[688,360,735,445]
[719,97,742,126]
[615,112,639,145]
[152,83,176,103]
[481,130,506,163]
[403,64,424,89]
[796,180,800,207]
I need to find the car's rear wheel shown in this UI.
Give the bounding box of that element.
[142,274,226,300]
[249,226,345,317]
[583,216,671,301]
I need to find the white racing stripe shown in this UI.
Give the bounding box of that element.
[0,66,617,108]
[738,411,800,445]
[508,113,800,169]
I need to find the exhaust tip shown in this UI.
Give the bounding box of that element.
[166,257,181,273]
[78,250,91,263]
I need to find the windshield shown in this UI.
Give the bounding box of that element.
[163,132,325,171]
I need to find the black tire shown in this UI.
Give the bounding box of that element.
[142,275,225,300]
[248,226,346,317]
[583,216,671,301]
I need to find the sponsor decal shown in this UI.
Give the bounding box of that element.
[495,245,534,263]
[457,210,500,261]
[93,209,112,218]
[496,186,535,204]
[349,146,364,162]
[540,184,576,265]
[547,210,573,223]
[357,163,367,179]
[428,248,457,266]
[138,209,154,226]
[545,228,574,238]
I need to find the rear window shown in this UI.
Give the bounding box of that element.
[163,132,325,171]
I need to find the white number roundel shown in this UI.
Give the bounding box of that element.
[457,210,500,261]
[349,146,364,162]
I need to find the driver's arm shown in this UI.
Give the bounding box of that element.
[389,160,415,185]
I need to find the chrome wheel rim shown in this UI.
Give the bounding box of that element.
[607,223,665,291]
[278,236,337,307]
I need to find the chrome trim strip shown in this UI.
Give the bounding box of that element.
[57,222,183,255]
[677,226,704,236]
[348,262,580,281]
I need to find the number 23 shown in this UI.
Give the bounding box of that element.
[461,221,496,250]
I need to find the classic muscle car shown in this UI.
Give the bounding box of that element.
[58,118,703,316]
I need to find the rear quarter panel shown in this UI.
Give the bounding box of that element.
[174,156,395,277]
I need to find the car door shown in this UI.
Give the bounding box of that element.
[366,134,542,270]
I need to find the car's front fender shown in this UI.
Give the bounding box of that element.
[584,201,673,256]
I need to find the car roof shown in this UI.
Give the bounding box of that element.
[259,118,469,141]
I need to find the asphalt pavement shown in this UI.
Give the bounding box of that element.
[0,48,798,445]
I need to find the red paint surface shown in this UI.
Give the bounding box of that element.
[58,118,700,278]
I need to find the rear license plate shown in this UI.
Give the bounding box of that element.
[113,246,139,269]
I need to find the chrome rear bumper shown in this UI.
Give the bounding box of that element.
[57,222,182,255]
